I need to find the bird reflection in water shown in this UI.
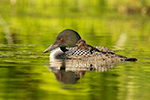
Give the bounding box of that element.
[47,57,117,84]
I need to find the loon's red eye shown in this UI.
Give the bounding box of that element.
[59,38,62,41]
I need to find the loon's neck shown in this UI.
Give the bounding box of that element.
[60,47,68,52]
[50,47,65,59]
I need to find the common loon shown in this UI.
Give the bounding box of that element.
[43,29,137,61]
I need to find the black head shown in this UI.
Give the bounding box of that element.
[43,29,81,53]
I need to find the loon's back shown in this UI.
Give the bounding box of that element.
[55,46,137,61]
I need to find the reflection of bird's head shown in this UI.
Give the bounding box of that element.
[53,70,80,84]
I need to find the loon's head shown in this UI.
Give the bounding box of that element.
[43,29,81,53]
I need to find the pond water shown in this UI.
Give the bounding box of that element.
[0,1,150,100]
[0,33,150,100]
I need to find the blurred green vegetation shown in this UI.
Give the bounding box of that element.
[0,0,150,46]
[1,0,150,16]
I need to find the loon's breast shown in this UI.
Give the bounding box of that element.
[50,47,64,59]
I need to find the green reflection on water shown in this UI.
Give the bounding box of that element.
[0,0,150,100]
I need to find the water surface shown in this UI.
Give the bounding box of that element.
[0,35,150,100]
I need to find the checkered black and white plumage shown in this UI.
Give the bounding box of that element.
[50,46,137,61]
[66,47,91,56]
[65,46,115,56]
